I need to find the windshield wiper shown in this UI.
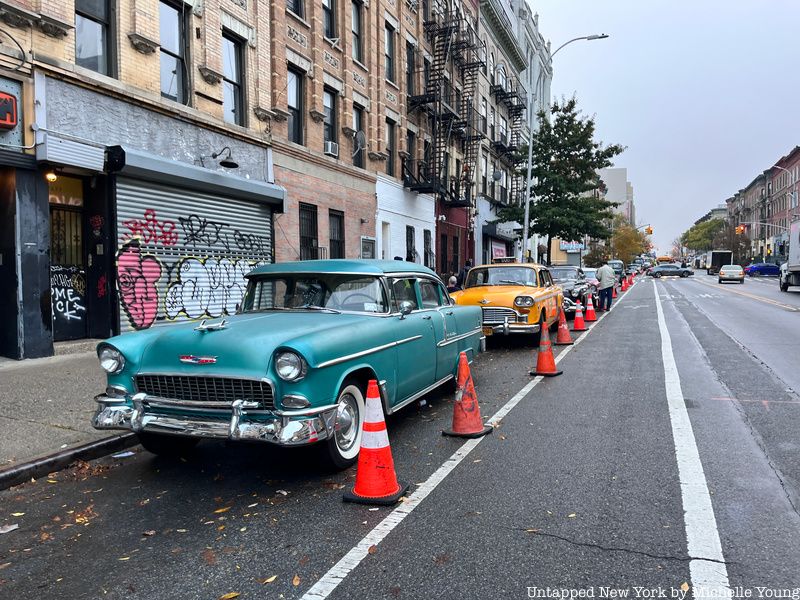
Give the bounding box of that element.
[497,279,523,285]
[298,304,341,314]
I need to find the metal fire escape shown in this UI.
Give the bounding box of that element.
[404,3,485,208]
[490,74,527,206]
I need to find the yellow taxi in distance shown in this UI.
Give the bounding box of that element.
[449,262,564,338]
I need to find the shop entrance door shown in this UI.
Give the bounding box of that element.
[49,177,88,341]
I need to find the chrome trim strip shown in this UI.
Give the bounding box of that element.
[316,335,423,368]
[144,396,262,410]
[272,403,339,417]
[437,327,482,347]
[388,374,454,414]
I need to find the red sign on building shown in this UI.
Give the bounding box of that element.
[0,92,18,130]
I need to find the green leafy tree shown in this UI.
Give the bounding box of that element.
[680,219,726,252]
[497,97,625,264]
[611,215,649,264]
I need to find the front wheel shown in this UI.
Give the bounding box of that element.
[654,272,662,279]
[137,432,199,457]
[780,279,789,292]
[320,379,365,470]
[718,278,723,284]
[680,272,688,278]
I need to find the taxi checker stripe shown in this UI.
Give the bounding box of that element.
[360,427,391,450]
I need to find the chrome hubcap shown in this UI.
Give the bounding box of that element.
[334,393,358,452]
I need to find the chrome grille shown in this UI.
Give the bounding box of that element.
[481,307,521,325]
[135,375,274,409]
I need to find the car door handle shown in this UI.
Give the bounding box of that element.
[422,315,432,320]
[445,311,454,315]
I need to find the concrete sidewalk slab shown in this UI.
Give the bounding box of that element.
[0,349,111,471]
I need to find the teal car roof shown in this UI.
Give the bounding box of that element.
[246,259,438,278]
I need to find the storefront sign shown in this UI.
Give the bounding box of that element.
[0,92,17,129]
[491,240,507,258]
[559,240,584,252]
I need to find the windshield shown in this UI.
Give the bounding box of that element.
[550,267,580,282]
[583,269,597,279]
[241,274,389,314]
[464,266,537,288]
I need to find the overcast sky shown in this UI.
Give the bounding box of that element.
[530,0,800,254]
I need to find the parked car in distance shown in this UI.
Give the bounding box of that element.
[648,264,694,278]
[718,264,745,284]
[92,260,484,470]
[582,268,600,287]
[744,262,781,277]
[626,264,640,275]
[608,259,625,282]
[549,265,598,317]
[450,262,563,338]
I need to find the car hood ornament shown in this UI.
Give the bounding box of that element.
[478,299,491,305]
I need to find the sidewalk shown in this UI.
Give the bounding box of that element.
[0,340,121,472]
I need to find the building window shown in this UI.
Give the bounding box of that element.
[406,129,416,161]
[481,152,488,194]
[159,1,187,104]
[406,41,416,95]
[423,229,432,268]
[406,226,416,262]
[323,0,335,39]
[384,23,396,82]
[385,119,396,177]
[423,58,431,91]
[352,104,364,167]
[299,203,318,260]
[288,66,304,145]
[323,88,337,144]
[451,236,460,274]
[329,210,345,259]
[75,0,112,76]
[440,233,448,276]
[287,0,303,17]
[222,32,244,125]
[351,1,362,62]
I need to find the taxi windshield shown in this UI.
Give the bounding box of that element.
[464,267,537,288]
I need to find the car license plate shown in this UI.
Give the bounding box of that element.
[482,327,494,336]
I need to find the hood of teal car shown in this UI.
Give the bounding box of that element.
[127,311,376,376]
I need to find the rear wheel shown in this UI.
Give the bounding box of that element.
[320,379,365,470]
[137,432,199,457]
[780,279,789,292]
[654,272,662,279]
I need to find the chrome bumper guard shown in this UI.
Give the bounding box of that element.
[92,393,338,446]
[562,298,577,313]
[485,317,540,335]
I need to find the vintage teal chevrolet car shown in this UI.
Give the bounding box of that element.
[93,260,484,469]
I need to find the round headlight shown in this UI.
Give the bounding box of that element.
[514,296,534,308]
[98,346,125,374]
[276,351,307,381]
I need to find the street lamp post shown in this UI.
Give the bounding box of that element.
[521,34,609,264]
[771,163,796,261]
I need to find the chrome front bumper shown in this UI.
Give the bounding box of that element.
[92,393,338,446]
[483,318,540,335]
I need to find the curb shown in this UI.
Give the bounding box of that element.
[0,433,138,491]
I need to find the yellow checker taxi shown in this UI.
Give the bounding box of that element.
[449,262,563,338]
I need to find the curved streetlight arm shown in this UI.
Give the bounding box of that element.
[551,34,609,58]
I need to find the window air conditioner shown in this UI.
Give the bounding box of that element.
[324,141,339,157]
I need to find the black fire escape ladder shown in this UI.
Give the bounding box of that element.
[507,76,528,206]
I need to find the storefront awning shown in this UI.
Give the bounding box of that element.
[105,146,286,212]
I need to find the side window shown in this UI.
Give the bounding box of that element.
[390,277,419,312]
[419,279,442,309]
[539,269,552,287]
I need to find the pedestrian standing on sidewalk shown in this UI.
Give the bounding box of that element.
[457,259,473,287]
[595,259,616,312]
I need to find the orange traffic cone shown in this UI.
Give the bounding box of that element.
[343,380,409,506]
[443,352,493,438]
[572,301,587,332]
[554,306,573,345]
[584,293,597,322]
[530,321,562,377]
[612,285,618,299]
[621,277,628,292]
[628,274,633,286]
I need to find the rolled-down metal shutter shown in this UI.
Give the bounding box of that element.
[115,178,273,332]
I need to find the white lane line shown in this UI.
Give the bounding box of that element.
[301,282,634,600]
[653,281,731,594]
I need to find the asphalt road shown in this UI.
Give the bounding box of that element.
[2,275,799,599]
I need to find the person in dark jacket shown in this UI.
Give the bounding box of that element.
[457,259,473,287]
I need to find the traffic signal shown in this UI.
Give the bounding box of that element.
[735,225,745,234]
[645,226,653,235]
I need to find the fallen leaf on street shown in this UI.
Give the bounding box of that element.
[247,503,259,508]
[202,549,217,565]
[176,529,187,533]
[277,490,289,496]
[292,574,301,586]
[0,524,19,534]
[525,528,540,533]
[368,508,379,512]
[367,545,377,555]
[0,562,11,570]
[118,557,130,561]
[567,513,576,518]
[257,575,277,584]
[681,583,690,592]
[47,480,57,484]
[142,530,156,537]
[218,593,240,600]
[11,513,24,517]
[214,507,231,514]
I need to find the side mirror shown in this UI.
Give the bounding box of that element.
[399,301,414,319]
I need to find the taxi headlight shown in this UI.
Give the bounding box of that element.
[514,296,534,308]
[276,351,308,382]
[98,346,125,374]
